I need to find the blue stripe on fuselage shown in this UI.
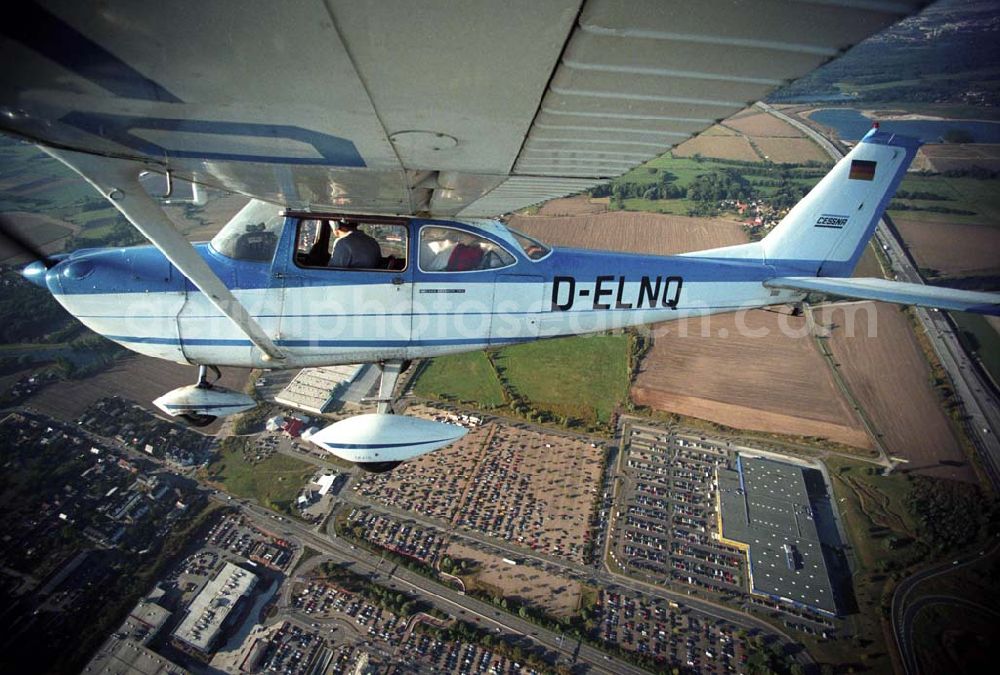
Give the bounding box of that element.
[105,335,531,348]
[47,242,784,296]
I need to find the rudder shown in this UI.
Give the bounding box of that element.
[760,128,921,277]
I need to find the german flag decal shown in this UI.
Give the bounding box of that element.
[849,159,877,181]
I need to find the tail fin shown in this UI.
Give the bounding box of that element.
[761,128,921,277]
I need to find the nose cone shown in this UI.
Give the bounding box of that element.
[22,259,51,288]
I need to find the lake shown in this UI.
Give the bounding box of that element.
[809,108,1000,143]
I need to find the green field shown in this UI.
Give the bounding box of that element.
[495,334,630,426]
[412,335,632,428]
[620,197,696,214]
[890,174,1000,225]
[951,312,1000,385]
[203,439,314,514]
[412,350,506,407]
[605,154,829,214]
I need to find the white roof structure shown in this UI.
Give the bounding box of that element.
[315,473,336,496]
[173,562,257,654]
[275,365,363,414]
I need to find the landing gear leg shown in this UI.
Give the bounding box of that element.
[371,360,404,415]
[196,364,223,389]
[178,364,223,426]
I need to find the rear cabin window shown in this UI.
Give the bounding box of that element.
[210,200,284,262]
[418,226,515,272]
[294,218,407,271]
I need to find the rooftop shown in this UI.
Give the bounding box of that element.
[275,365,364,414]
[173,561,258,653]
[719,455,838,615]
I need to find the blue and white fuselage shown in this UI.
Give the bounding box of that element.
[28,129,1000,375]
[30,217,804,369]
[21,129,1000,469]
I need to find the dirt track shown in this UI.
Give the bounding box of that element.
[822,302,973,482]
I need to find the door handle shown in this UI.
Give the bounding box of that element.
[391,276,405,286]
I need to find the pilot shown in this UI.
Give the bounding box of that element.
[328,219,382,269]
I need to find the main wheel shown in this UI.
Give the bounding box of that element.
[355,460,403,474]
[178,412,217,427]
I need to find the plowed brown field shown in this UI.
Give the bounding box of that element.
[723,111,804,137]
[536,196,607,216]
[893,219,1000,278]
[671,135,760,161]
[754,137,829,164]
[823,303,972,482]
[632,309,871,449]
[507,212,749,255]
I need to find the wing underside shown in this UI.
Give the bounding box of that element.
[765,277,1000,316]
[0,0,925,217]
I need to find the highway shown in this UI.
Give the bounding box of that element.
[228,496,647,675]
[758,101,1000,490]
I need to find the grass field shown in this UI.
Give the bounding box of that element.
[204,439,315,514]
[890,174,1000,226]
[412,350,506,407]
[951,312,1000,386]
[495,334,629,426]
[411,335,631,428]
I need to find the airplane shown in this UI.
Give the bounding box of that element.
[2,1,997,472]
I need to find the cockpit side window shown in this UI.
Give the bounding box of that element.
[294,218,408,271]
[507,227,551,261]
[419,226,516,272]
[210,200,284,262]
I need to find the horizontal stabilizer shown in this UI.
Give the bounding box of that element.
[764,277,1000,316]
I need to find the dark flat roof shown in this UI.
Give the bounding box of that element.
[719,455,837,615]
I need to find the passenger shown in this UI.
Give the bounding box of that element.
[420,233,458,271]
[446,235,484,271]
[328,220,381,269]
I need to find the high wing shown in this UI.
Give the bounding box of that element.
[0,0,926,217]
[765,277,1000,316]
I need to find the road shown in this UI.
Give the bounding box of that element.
[337,489,813,669]
[229,496,646,675]
[890,537,1000,675]
[758,101,1000,489]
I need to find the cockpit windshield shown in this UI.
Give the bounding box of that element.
[210,200,284,262]
[507,227,551,260]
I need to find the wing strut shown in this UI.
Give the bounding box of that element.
[43,148,286,362]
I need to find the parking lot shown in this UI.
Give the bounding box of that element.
[612,427,745,596]
[395,631,540,674]
[598,589,747,674]
[256,621,337,675]
[355,406,604,564]
[204,510,294,571]
[344,507,449,567]
[286,574,538,674]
